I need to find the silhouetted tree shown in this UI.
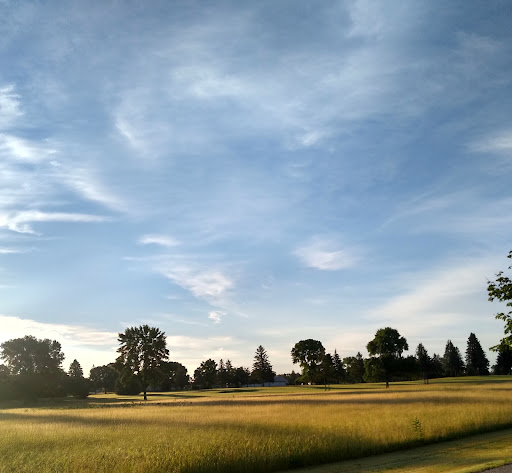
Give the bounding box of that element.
[233,366,250,387]
[117,325,169,400]
[90,365,119,394]
[67,359,89,398]
[0,335,66,400]
[252,345,275,386]
[416,343,431,384]
[343,352,365,383]
[159,361,189,390]
[442,340,465,377]
[493,343,512,374]
[465,333,489,375]
[291,339,325,383]
[193,359,217,389]
[332,350,345,384]
[430,354,445,379]
[366,327,408,388]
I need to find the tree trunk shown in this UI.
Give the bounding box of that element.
[143,389,147,401]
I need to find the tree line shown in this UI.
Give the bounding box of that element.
[1,250,511,401]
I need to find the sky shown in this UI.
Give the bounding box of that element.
[1,0,512,377]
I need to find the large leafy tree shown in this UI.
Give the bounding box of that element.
[488,250,512,349]
[117,325,169,400]
[442,340,465,377]
[193,359,217,389]
[89,365,119,394]
[252,345,275,386]
[0,335,64,375]
[465,333,489,376]
[159,361,189,390]
[366,327,408,388]
[291,339,325,382]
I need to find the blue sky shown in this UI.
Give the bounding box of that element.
[1,0,511,376]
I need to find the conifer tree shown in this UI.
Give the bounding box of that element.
[465,333,489,375]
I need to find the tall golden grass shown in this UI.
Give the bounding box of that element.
[1,378,512,472]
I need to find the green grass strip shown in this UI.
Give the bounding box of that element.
[289,428,512,473]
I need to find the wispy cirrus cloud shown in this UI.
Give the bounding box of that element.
[0,210,108,234]
[294,236,360,270]
[139,234,180,248]
[0,133,56,162]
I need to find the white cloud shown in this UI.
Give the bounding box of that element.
[0,133,56,162]
[139,234,180,248]
[208,310,225,324]
[0,314,117,347]
[0,247,26,254]
[294,237,359,270]
[162,266,233,299]
[0,210,108,234]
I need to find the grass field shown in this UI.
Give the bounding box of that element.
[1,377,512,473]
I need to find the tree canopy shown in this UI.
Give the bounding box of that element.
[366,327,408,387]
[117,325,169,400]
[488,250,512,349]
[0,335,65,376]
[291,339,325,382]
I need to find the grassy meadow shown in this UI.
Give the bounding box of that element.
[1,377,512,473]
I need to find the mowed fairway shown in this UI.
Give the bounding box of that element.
[1,378,512,473]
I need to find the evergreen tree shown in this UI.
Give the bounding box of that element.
[442,340,465,377]
[224,359,234,387]
[217,359,228,387]
[415,343,431,384]
[493,343,512,374]
[252,345,275,385]
[465,333,490,375]
[67,359,89,398]
[68,359,84,378]
[332,349,345,384]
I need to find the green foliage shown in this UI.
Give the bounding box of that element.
[115,369,142,395]
[488,250,512,349]
[117,325,169,400]
[442,340,465,377]
[89,365,119,394]
[366,327,409,387]
[252,345,275,385]
[291,339,325,382]
[193,359,217,389]
[492,343,512,374]
[465,333,489,376]
[67,376,90,398]
[343,352,365,383]
[68,359,84,378]
[0,335,65,376]
[159,361,189,390]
